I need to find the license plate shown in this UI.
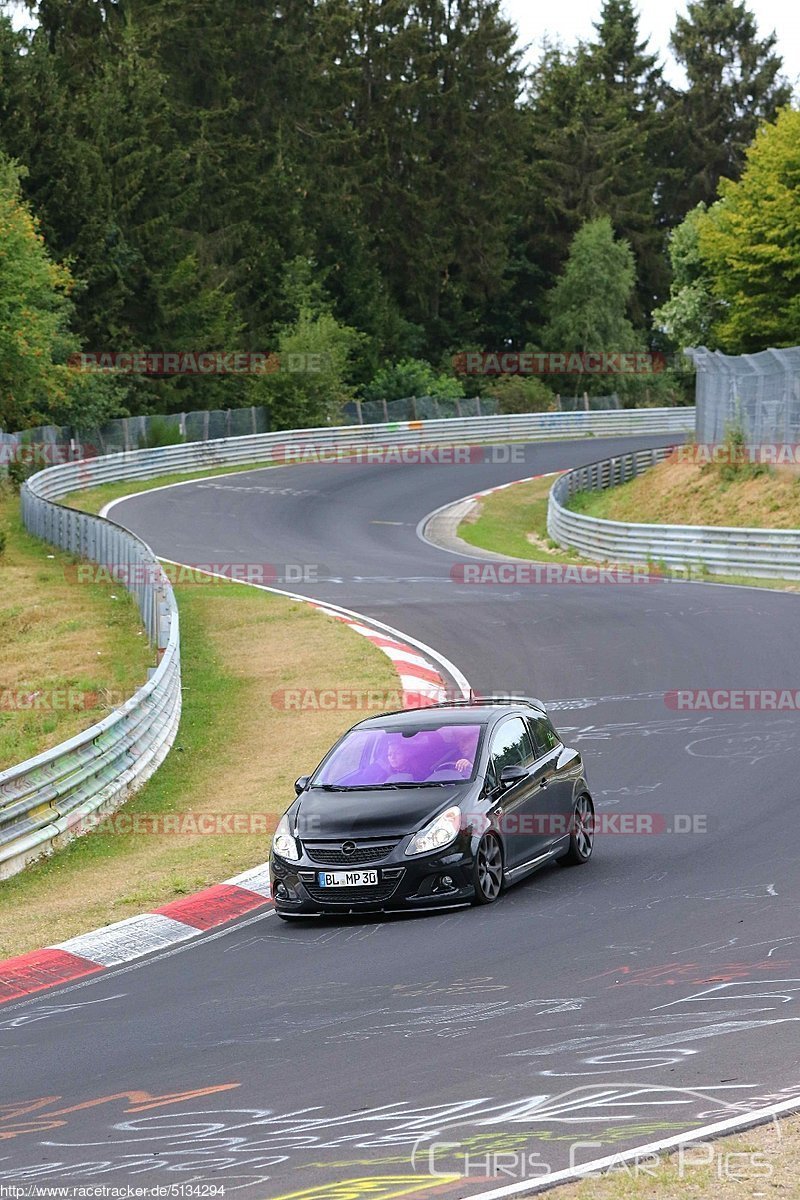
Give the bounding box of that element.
[317,869,378,888]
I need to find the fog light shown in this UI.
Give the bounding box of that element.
[274,882,289,900]
[441,875,456,891]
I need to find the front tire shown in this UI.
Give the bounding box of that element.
[558,793,594,866]
[472,833,504,904]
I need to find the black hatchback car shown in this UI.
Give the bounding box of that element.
[269,698,594,918]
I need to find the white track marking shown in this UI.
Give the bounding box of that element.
[458,1093,800,1198]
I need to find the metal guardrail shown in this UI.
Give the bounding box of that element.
[548,447,800,580]
[21,407,695,495]
[1,407,694,879]
[0,492,181,879]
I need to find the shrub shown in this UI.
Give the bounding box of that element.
[137,416,185,449]
[482,374,557,414]
[5,450,48,491]
[704,422,772,482]
[363,358,464,404]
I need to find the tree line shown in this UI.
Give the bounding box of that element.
[0,0,795,432]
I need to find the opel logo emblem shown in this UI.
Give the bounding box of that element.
[341,840,357,856]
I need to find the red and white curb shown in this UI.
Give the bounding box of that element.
[0,581,468,1007]
[154,559,470,709]
[469,471,559,501]
[308,604,448,705]
[0,864,272,1005]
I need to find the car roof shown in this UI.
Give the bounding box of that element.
[352,697,547,731]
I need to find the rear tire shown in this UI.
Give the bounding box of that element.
[558,793,595,866]
[472,833,504,904]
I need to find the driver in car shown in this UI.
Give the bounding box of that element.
[436,727,478,777]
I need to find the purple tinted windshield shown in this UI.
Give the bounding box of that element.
[315,724,482,787]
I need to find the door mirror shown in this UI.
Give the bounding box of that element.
[294,775,311,795]
[499,764,528,787]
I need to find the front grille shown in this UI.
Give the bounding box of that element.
[304,841,397,866]
[304,879,400,905]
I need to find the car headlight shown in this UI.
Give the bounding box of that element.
[272,813,300,861]
[405,806,462,857]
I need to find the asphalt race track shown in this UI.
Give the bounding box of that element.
[3,434,800,1200]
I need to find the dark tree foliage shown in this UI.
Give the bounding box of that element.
[0,0,793,423]
[664,0,791,215]
[523,1,668,331]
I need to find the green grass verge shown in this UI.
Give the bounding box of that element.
[0,481,153,767]
[458,475,582,563]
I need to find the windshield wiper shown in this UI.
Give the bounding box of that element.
[312,783,406,791]
[368,781,454,788]
[313,781,454,790]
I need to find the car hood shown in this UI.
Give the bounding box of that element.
[293,783,474,839]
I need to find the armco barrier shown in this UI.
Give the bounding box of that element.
[547,446,800,580]
[11,405,696,498]
[1,407,693,879]
[0,506,181,880]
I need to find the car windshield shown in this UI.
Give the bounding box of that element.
[314,723,482,787]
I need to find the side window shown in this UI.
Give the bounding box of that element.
[529,716,561,758]
[490,717,535,776]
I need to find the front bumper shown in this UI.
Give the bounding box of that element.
[270,844,476,914]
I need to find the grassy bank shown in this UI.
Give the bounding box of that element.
[458,469,800,592]
[0,571,398,957]
[0,480,152,768]
[569,455,800,528]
